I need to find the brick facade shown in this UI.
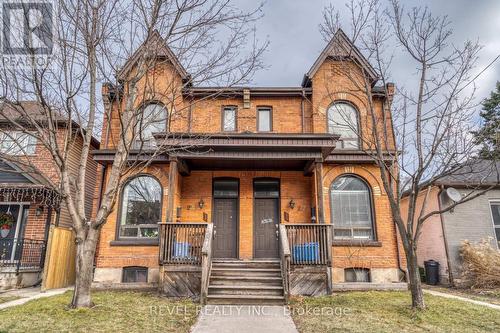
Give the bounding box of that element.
[94,30,403,285]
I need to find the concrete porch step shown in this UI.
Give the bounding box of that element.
[212,260,280,269]
[209,275,283,285]
[210,268,282,277]
[208,285,284,296]
[206,294,285,305]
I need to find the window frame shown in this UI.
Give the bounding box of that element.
[115,174,163,242]
[122,266,148,283]
[221,105,238,132]
[0,131,37,155]
[133,102,168,149]
[329,174,377,241]
[256,106,273,132]
[326,101,360,150]
[488,200,500,249]
[344,267,371,282]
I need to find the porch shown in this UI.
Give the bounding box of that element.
[158,222,332,304]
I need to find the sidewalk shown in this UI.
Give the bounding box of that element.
[423,289,500,310]
[191,305,298,333]
[0,287,72,310]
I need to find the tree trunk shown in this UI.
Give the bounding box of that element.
[406,246,425,309]
[71,228,98,308]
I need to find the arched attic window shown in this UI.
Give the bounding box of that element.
[327,102,359,149]
[134,103,167,149]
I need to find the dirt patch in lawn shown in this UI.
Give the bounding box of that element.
[0,296,21,304]
[0,290,198,333]
[290,291,500,333]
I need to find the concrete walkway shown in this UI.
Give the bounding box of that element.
[423,289,500,310]
[191,305,298,333]
[0,286,71,310]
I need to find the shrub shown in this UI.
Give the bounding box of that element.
[460,238,500,288]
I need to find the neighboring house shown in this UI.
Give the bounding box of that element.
[0,101,99,290]
[92,29,405,304]
[401,160,500,285]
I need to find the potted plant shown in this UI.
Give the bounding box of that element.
[0,212,15,238]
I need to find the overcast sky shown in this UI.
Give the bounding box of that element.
[235,0,500,101]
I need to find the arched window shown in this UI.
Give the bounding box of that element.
[330,175,374,240]
[327,102,359,149]
[134,103,167,149]
[118,175,162,239]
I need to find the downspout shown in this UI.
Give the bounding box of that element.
[301,90,305,133]
[437,186,454,285]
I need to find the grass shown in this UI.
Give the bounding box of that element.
[0,290,198,333]
[0,296,20,304]
[290,291,500,333]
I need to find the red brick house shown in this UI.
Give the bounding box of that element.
[0,101,99,290]
[92,30,405,304]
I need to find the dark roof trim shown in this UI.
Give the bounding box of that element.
[117,30,190,82]
[302,29,378,87]
[183,87,312,98]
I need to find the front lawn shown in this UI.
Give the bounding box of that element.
[290,291,500,333]
[0,290,198,333]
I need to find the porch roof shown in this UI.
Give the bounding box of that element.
[93,133,340,173]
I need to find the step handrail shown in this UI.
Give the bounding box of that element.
[200,223,214,305]
[278,224,291,302]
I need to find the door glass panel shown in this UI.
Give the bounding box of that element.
[254,179,279,198]
[213,179,238,198]
[0,205,21,261]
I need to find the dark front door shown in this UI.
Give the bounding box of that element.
[213,198,237,258]
[254,198,279,258]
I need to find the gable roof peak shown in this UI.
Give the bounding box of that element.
[117,30,190,82]
[302,28,378,87]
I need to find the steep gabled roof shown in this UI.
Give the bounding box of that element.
[117,30,190,82]
[302,29,378,87]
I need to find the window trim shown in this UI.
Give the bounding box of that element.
[256,106,273,132]
[488,200,500,249]
[122,266,148,283]
[115,174,163,242]
[221,105,238,132]
[344,267,371,282]
[329,174,377,241]
[0,131,37,156]
[134,101,168,149]
[326,101,361,149]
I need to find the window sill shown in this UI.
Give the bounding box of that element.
[332,240,382,247]
[110,239,159,246]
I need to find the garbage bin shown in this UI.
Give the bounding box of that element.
[424,260,440,285]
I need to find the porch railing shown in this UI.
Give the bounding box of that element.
[200,224,214,304]
[0,238,47,272]
[278,224,291,301]
[158,223,208,265]
[283,224,332,265]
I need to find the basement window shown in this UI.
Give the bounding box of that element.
[345,268,371,282]
[122,266,148,283]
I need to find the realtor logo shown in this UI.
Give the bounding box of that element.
[1,1,54,67]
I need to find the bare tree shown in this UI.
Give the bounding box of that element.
[320,0,499,309]
[0,0,267,308]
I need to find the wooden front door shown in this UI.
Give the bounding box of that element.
[254,198,279,258]
[213,198,238,258]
